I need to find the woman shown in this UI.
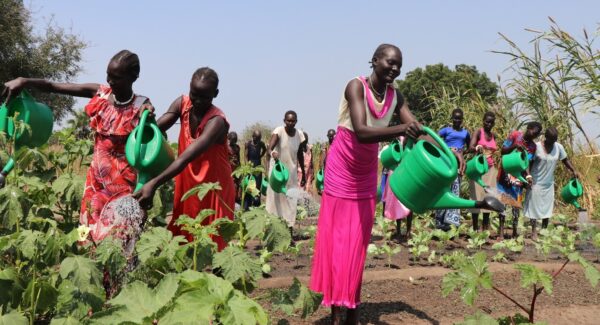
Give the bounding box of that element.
[266,111,305,232]
[524,127,577,239]
[298,131,314,192]
[497,121,542,238]
[436,108,469,230]
[3,50,152,243]
[309,44,421,324]
[468,111,498,234]
[135,67,235,251]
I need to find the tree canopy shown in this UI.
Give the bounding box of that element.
[395,63,498,123]
[0,0,86,121]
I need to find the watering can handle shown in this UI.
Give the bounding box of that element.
[404,126,457,171]
[133,109,151,166]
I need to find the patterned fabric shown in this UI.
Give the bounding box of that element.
[497,130,536,203]
[79,85,148,242]
[169,96,235,251]
[298,144,314,191]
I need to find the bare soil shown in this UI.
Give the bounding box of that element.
[251,215,600,324]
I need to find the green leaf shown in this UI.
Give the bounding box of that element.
[456,311,499,325]
[50,316,82,325]
[270,278,322,319]
[55,279,104,319]
[213,246,262,292]
[568,252,600,287]
[59,256,103,293]
[243,209,268,240]
[0,310,28,325]
[23,279,58,313]
[93,273,179,324]
[181,182,222,202]
[514,264,553,294]
[16,230,45,259]
[441,252,492,306]
[0,185,30,230]
[264,215,292,252]
[136,227,186,264]
[94,237,127,277]
[220,292,268,325]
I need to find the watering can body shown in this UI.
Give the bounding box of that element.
[465,154,489,189]
[0,90,54,148]
[380,139,403,169]
[388,127,502,214]
[561,178,583,209]
[125,110,175,191]
[315,167,324,191]
[501,150,529,183]
[269,160,289,194]
[260,177,269,196]
[0,91,54,174]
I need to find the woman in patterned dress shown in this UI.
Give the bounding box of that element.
[3,50,153,242]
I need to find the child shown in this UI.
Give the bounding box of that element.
[244,130,267,209]
[134,67,235,250]
[298,131,314,192]
[228,131,241,202]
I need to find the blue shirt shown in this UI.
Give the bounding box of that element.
[439,126,470,149]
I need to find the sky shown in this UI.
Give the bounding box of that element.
[27,0,600,143]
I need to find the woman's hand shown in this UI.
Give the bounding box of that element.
[139,102,156,118]
[475,145,483,153]
[2,77,27,104]
[271,150,279,161]
[404,121,423,140]
[132,182,157,210]
[300,174,306,187]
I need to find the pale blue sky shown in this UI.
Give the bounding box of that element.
[29,0,600,143]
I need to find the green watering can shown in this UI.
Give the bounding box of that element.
[125,110,175,192]
[561,178,583,209]
[260,177,268,196]
[0,90,54,175]
[315,167,324,191]
[388,127,504,214]
[465,154,489,189]
[380,139,403,169]
[269,160,289,194]
[502,149,529,183]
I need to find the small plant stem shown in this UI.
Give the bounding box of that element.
[551,259,570,278]
[492,285,530,315]
[192,243,198,271]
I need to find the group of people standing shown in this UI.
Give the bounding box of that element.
[0,43,584,325]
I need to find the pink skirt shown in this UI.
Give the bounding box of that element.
[309,192,376,308]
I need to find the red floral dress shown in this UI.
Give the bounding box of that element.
[80,85,149,242]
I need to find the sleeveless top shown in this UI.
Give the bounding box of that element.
[476,128,497,167]
[337,77,397,131]
[169,96,235,249]
[324,77,398,199]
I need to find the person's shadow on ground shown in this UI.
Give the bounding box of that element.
[309,300,440,325]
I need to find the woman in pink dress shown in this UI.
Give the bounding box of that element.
[3,50,153,242]
[309,44,422,324]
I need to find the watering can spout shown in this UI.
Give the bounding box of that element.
[433,192,505,212]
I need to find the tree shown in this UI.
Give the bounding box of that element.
[395,63,498,123]
[66,108,91,139]
[0,0,86,122]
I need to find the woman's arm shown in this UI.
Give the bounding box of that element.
[3,77,99,103]
[346,80,421,142]
[156,96,183,133]
[468,128,481,153]
[134,116,228,208]
[561,158,578,178]
[268,132,280,160]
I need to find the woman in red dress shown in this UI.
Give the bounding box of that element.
[2,50,153,242]
[134,67,235,250]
